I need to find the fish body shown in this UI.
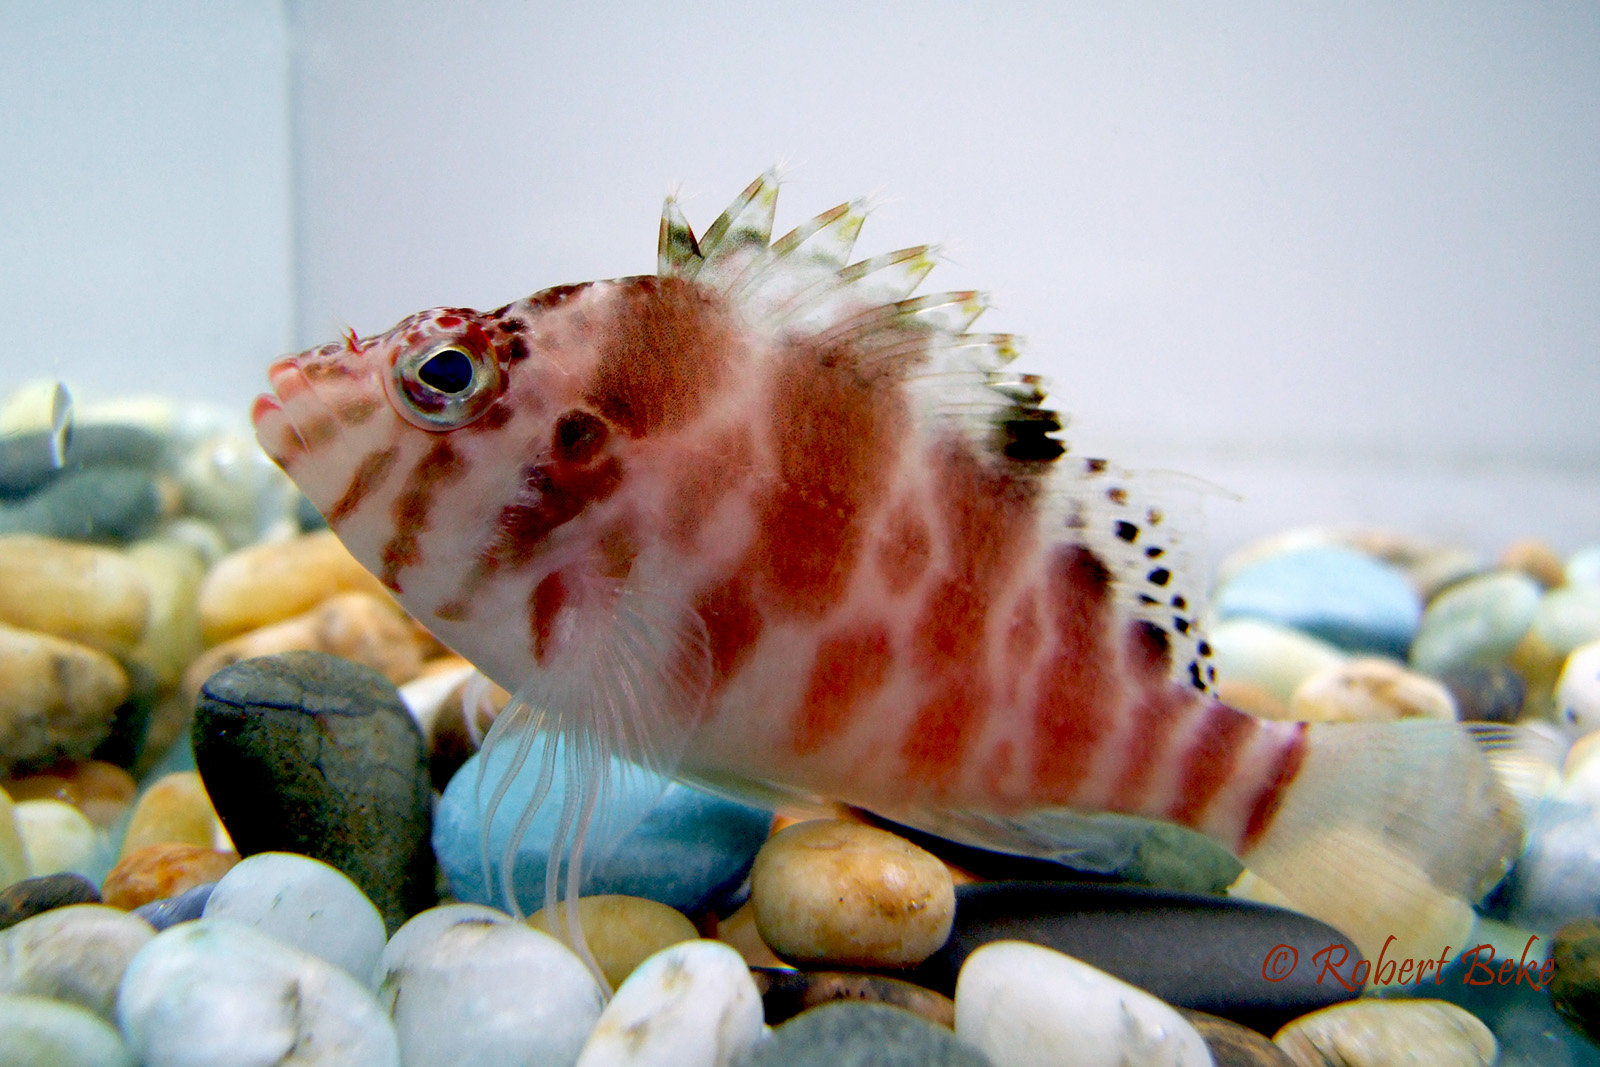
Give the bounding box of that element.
[254,174,1519,963]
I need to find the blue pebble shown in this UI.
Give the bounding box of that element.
[131,881,216,931]
[434,741,773,916]
[1213,546,1422,658]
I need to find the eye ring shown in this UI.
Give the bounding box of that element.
[388,342,503,430]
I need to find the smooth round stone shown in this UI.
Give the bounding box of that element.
[1209,618,1347,705]
[101,843,238,911]
[192,652,434,932]
[173,431,295,549]
[118,918,399,1066]
[1180,1010,1295,1066]
[123,538,206,691]
[1288,657,1457,723]
[1512,586,1600,714]
[1271,999,1495,1067]
[0,872,101,929]
[13,797,107,880]
[1500,538,1569,589]
[377,911,602,1067]
[375,902,513,987]
[0,904,153,1019]
[1214,678,1289,720]
[0,421,164,497]
[0,466,170,543]
[0,993,135,1067]
[1213,546,1423,658]
[1550,918,1600,1045]
[955,940,1210,1067]
[751,820,954,969]
[120,771,221,857]
[752,968,956,1028]
[576,939,764,1066]
[1570,545,1600,588]
[1410,571,1543,677]
[531,894,699,991]
[203,852,387,983]
[196,530,393,645]
[1554,639,1600,739]
[1499,802,1600,935]
[0,536,149,657]
[4,760,137,830]
[736,1000,990,1067]
[902,881,1359,1034]
[0,625,129,775]
[0,787,28,888]
[435,742,772,917]
[131,881,216,931]
[1436,663,1526,724]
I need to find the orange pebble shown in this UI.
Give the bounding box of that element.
[101,843,239,911]
[2,760,137,827]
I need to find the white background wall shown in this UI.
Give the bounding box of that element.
[4,1,1596,563]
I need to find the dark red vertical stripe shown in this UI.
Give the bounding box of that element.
[326,446,399,526]
[1167,701,1260,829]
[1239,723,1310,851]
[1030,545,1119,802]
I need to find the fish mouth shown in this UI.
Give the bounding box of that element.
[251,355,319,468]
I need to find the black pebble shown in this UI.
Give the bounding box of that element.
[898,881,1361,1035]
[752,968,955,1028]
[732,1001,991,1067]
[0,466,165,542]
[1180,1010,1297,1066]
[1436,663,1526,724]
[0,873,101,930]
[192,651,435,933]
[0,423,165,499]
[131,881,216,931]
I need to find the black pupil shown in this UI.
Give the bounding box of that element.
[418,349,474,393]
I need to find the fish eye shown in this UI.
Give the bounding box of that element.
[388,341,503,430]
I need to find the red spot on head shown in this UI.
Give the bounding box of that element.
[876,500,932,595]
[530,571,568,665]
[379,440,465,591]
[791,624,894,756]
[481,457,625,571]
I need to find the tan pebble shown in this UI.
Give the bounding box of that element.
[1499,537,1568,589]
[181,591,426,704]
[753,968,957,1028]
[2,761,136,828]
[0,536,150,656]
[1180,1009,1296,1066]
[750,819,955,969]
[119,772,221,858]
[713,899,787,969]
[133,690,195,779]
[197,529,394,644]
[1288,657,1457,723]
[0,624,129,775]
[123,538,206,691]
[101,843,238,910]
[1273,999,1495,1067]
[1215,677,1290,720]
[0,787,29,889]
[14,798,103,878]
[529,894,698,990]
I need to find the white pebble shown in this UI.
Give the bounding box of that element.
[1555,640,1600,739]
[117,919,399,1067]
[0,904,153,1020]
[203,851,386,984]
[374,902,511,988]
[954,940,1212,1067]
[0,993,135,1067]
[576,939,765,1067]
[378,915,603,1067]
[14,797,107,880]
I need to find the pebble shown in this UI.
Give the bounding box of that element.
[374,902,512,986]
[202,851,387,983]
[1500,538,1570,589]
[0,466,171,543]
[1180,1010,1296,1067]
[1288,657,1457,722]
[13,797,106,880]
[576,939,765,1066]
[1513,585,1600,713]
[955,940,1211,1067]
[435,742,772,917]
[195,529,394,645]
[131,881,216,931]
[119,771,222,857]
[737,1000,991,1067]
[1549,918,1600,1046]
[1436,663,1527,724]
[0,993,136,1067]
[749,819,955,969]
[1209,618,1347,705]
[1556,640,1600,738]
[0,786,28,888]
[0,872,101,929]
[752,967,956,1028]
[192,652,434,931]
[0,903,153,1019]
[117,918,400,1067]
[1271,999,1496,1067]
[123,537,206,691]
[1213,545,1422,658]
[530,894,700,991]
[0,420,164,496]
[0,536,149,656]
[101,843,238,911]
[1570,544,1600,588]
[3,759,137,827]
[173,431,296,548]
[377,910,602,1067]
[0,624,130,775]
[1497,802,1600,935]
[1410,571,1543,677]
[905,881,1359,1034]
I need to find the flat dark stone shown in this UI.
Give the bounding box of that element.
[0,466,164,542]
[193,651,435,933]
[1553,919,1600,1047]
[0,873,101,930]
[732,1001,990,1067]
[753,968,955,1028]
[899,881,1361,1034]
[0,423,165,498]
[131,881,216,931]
[1180,1010,1296,1066]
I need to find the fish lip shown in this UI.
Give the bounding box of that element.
[252,353,328,462]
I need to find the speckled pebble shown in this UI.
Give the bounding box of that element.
[195,529,394,644]
[203,851,387,983]
[1272,999,1495,1067]
[530,894,700,992]
[751,820,954,969]
[117,918,400,1067]
[122,537,206,691]
[575,939,764,1067]
[1555,640,1600,738]
[0,904,153,1019]
[955,940,1210,1067]
[0,993,135,1067]
[1209,618,1347,705]
[1512,585,1600,717]
[13,796,107,880]
[1288,657,1456,722]
[0,536,150,657]
[752,968,956,1028]
[0,872,101,929]
[0,624,130,775]
[1180,1010,1296,1066]
[131,881,216,931]
[101,843,237,911]
[736,1001,991,1067]
[1410,571,1542,677]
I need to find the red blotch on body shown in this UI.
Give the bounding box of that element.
[902,671,990,791]
[529,571,568,665]
[667,425,753,550]
[1105,684,1191,814]
[480,456,625,572]
[1167,701,1259,829]
[791,624,893,755]
[379,440,465,592]
[876,500,932,595]
[694,576,764,690]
